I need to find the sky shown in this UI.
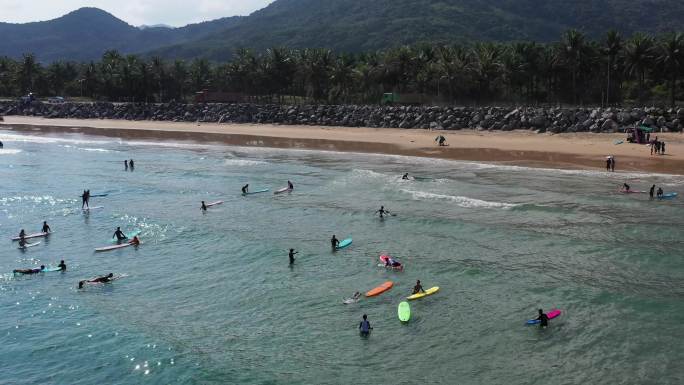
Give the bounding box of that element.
[0,0,275,26]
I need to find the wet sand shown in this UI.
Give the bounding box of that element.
[2,116,684,174]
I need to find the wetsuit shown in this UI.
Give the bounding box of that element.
[331,237,340,249]
[657,188,664,198]
[58,262,67,271]
[242,185,248,194]
[537,313,549,327]
[42,223,51,233]
[288,181,294,190]
[650,185,655,198]
[623,184,630,191]
[402,173,409,180]
[359,319,371,336]
[201,202,207,211]
[114,229,127,241]
[14,268,41,274]
[413,284,424,294]
[289,250,297,264]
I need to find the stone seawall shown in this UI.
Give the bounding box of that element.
[2,101,682,133]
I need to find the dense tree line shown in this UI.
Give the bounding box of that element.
[1,30,683,107]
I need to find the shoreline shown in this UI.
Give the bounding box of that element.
[2,116,684,175]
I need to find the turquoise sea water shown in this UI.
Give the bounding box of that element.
[1,130,684,385]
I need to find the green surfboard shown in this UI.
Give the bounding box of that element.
[398,301,411,322]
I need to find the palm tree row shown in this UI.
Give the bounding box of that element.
[1,30,684,107]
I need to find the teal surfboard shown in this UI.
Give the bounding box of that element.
[336,238,352,250]
[398,301,411,322]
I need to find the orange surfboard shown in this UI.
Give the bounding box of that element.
[365,281,393,297]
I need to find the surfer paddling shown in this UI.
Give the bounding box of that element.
[14,265,45,275]
[78,273,115,289]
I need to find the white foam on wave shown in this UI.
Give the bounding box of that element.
[400,188,518,209]
[224,158,267,166]
[0,149,22,155]
[61,145,114,153]
[0,132,113,146]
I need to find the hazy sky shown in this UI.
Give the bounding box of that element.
[0,0,275,26]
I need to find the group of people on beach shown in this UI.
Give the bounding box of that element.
[606,156,616,172]
[650,137,666,156]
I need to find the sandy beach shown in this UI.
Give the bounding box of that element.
[2,116,684,174]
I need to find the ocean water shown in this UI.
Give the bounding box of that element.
[1,129,684,385]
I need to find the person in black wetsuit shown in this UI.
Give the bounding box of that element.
[129,159,135,170]
[376,206,390,218]
[412,280,425,294]
[657,187,664,198]
[18,229,26,238]
[331,235,340,250]
[58,260,66,271]
[113,227,127,241]
[81,190,89,209]
[359,314,372,336]
[242,184,249,194]
[124,160,128,170]
[288,248,298,264]
[42,221,51,233]
[536,309,549,328]
[201,201,207,211]
[650,184,655,199]
[623,183,630,192]
[79,273,115,289]
[402,173,409,180]
[287,181,294,190]
[14,265,45,274]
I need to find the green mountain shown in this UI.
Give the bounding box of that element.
[0,8,241,62]
[3,1,684,62]
[150,0,684,60]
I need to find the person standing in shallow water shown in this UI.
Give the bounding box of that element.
[129,159,135,170]
[650,184,655,199]
[611,157,615,172]
[536,309,549,328]
[359,314,372,336]
[288,248,298,264]
[124,160,128,170]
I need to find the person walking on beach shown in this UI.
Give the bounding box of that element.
[288,248,298,265]
[662,142,666,155]
[331,235,340,250]
[359,314,373,337]
[606,157,611,171]
[650,184,655,199]
[610,157,615,172]
[41,221,51,233]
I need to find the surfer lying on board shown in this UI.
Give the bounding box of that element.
[42,221,51,233]
[113,227,127,241]
[331,235,340,250]
[13,265,45,275]
[288,181,294,190]
[242,184,249,194]
[359,314,372,336]
[288,248,298,264]
[201,201,207,211]
[376,206,391,218]
[385,257,401,268]
[78,273,114,289]
[536,309,549,328]
[623,183,630,192]
[412,280,425,294]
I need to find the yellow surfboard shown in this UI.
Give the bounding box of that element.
[407,286,439,300]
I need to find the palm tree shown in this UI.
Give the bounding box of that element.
[17,53,40,94]
[603,30,623,105]
[151,56,166,102]
[655,32,684,107]
[559,30,588,104]
[624,33,655,104]
[170,60,188,101]
[469,42,503,102]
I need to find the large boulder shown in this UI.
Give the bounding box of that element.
[601,119,619,133]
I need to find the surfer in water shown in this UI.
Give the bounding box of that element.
[42,221,51,233]
[129,236,141,246]
[81,190,89,209]
[78,273,115,289]
[359,314,372,336]
[385,256,401,268]
[242,184,249,194]
[657,187,664,198]
[113,227,128,241]
[622,183,630,192]
[18,229,26,238]
[124,160,128,170]
[331,235,340,250]
[288,180,294,190]
[201,201,208,211]
[58,260,67,271]
[18,236,29,248]
[376,206,390,218]
[650,184,656,199]
[402,173,410,180]
[288,248,298,264]
[129,159,135,170]
[412,280,425,294]
[14,265,45,275]
[536,309,549,328]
